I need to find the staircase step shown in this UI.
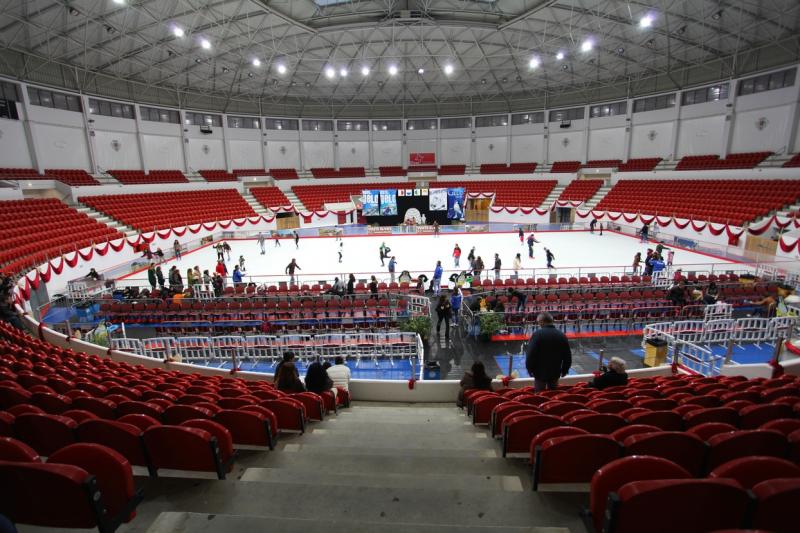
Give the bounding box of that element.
[130,478,586,530]
[241,467,524,492]
[269,430,497,451]
[267,443,500,458]
[146,511,569,533]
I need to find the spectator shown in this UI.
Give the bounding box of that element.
[368,275,379,297]
[193,266,202,287]
[589,357,628,390]
[274,351,298,383]
[173,239,182,260]
[457,361,492,408]
[275,362,305,393]
[432,261,443,295]
[327,277,345,296]
[326,356,351,391]
[435,294,452,339]
[667,280,687,307]
[215,260,228,284]
[232,265,243,286]
[212,273,223,297]
[507,287,527,313]
[474,256,484,279]
[750,295,777,317]
[186,268,195,288]
[168,266,183,292]
[155,266,165,289]
[512,253,522,280]
[388,256,397,283]
[147,264,157,290]
[346,273,356,296]
[202,269,212,287]
[525,312,572,391]
[154,248,164,262]
[0,276,24,330]
[493,254,502,280]
[305,361,334,395]
[632,252,641,274]
[450,288,462,326]
[86,268,101,281]
[285,258,301,284]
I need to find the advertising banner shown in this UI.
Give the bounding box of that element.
[447,187,466,220]
[429,188,447,211]
[409,152,436,165]
[379,189,398,216]
[361,189,380,216]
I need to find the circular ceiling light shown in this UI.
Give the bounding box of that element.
[580,39,594,52]
[443,64,454,75]
[252,58,261,67]
[276,63,287,75]
[388,65,399,76]
[361,66,370,76]
[325,66,336,79]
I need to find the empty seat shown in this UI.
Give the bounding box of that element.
[590,456,691,533]
[739,403,793,429]
[706,430,787,470]
[532,434,620,490]
[623,431,706,476]
[604,478,751,533]
[751,478,800,533]
[502,413,563,456]
[683,407,738,428]
[626,410,683,431]
[260,399,306,433]
[0,436,40,462]
[709,456,800,489]
[76,419,149,467]
[14,413,77,456]
[142,425,228,479]
[214,409,275,450]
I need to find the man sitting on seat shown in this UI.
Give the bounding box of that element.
[326,356,351,392]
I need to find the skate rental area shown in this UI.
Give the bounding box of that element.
[3,1,800,532]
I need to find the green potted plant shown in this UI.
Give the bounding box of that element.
[478,311,505,342]
[400,315,432,344]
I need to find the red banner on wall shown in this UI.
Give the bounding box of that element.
[409,152,436,165]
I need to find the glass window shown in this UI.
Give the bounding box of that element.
[302,119,333,132]
[738,68,796,96]
[371,120,401,131]
[549,107,584,122]
[227,116,260,129]
[87,97,133,118]
[337,120,369,131]
[441,117,473,129]
[265,118,299,130]
[589,101,627,118]
[185,112,222,127]
[140,106,179,123]
[681,83,729,106]
[511,112,544,125]
[39,90,53,107]
[475,115,509,128]
[633,93,676,113]
[0,82,19,102]
[406,119,437,131]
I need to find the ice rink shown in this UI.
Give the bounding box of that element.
[118,229,737,288]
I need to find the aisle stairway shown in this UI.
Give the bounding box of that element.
[135,403,581,533]
[75,203,137,237]
[543,184,565,208]
[242,189,271,216]
[284,189,307,212]
[584,185,611,209]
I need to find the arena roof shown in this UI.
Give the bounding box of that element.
[0,0,798,117]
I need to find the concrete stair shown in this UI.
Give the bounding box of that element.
[241,190,270,216]
[75,204,137,237]
[584,185,611,209]
[542,184,565,208]
[126,403,585,533]
[283,189,307,212]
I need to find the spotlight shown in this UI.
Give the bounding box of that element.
[388,65,399,76]
[418,68,424,75]
[276,63,287,75]
[305,82,311,88]
[501,77,508,83]
[562,64,569,71]
[113,0,126,4]
[325,66,336,79]
[529,57,540,69]
[580,39,594,52]
[481,78,487,84]
[200,38,211,50]
[252,58,261,67]
[616,47,625,55]
[339,67,348,78]
[195,58,202,63]
[639,15,653,28]
[361,66,370,76]
[443,63,454,75]
[248,72,254,78]
[172,26,185,38]
[556,51,565,60]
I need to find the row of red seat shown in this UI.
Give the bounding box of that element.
[250,186,292,209]
[442,179,556,208]
[0,168,100,186]
[675,152,772,170]
[199,170,237,182]
[108,170,189,184]
[79,190,257,231]
[480,163,537,174]
[269,168,299,180]
[617,158,661,172]
[558,179,603,202]
[596,179,800,225]
[550,161,582,173]
[0,199,122,274]
[293,182,408,210]
[783,153,800,168]
[310,167,366,179]
[233,168,269,177]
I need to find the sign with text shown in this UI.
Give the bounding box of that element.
[409,152,435,166]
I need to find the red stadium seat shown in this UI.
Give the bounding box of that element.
[532,434,620,490]
[709,456,800,488]
[751,478,800,533]
[76,419,150,468]
[14,413,77,456]
[142,425,229,479]
[622,431,706,476]
[706,430,787,470]
[0,436,40,462]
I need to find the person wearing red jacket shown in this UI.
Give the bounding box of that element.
[452,244,462,268]
[215,260,228,286]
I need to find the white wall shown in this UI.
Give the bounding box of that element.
[510,134,544,163]
[266,137,300,169]
[588,126,626,160]
[677,115,725,157]
[730,104,793,154]
[302,141,334,169]
[187,138,225,170]
[142,134,185,171]
[475,136,507,164]
[439,138,471,165]
[337,140,369,168]
[228,139,264,169]
[0,117,33,168]
[548,128,584,161]
[372,139,402,167]
[93,130,142,170]
[30,122,91,170]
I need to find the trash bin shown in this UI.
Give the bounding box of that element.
[423,361,441,380]
[644,338,668,367]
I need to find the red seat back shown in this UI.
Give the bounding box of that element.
[76,419,148,466]
[623,431,707,476]
[14,413,77,456]
[0,436,40,462]
[709,455,800,489]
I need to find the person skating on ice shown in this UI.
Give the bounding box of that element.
[338,242,343,263]
[545,247,555,269]
[285,258,301,284]
[239,255,246,272]
[293,230,300,249]
[518,227,524,244]
[257,233,266,255]
[223,241,231,261]
[433,220,440,237]
[589,218,597,234]
[274,232,281,247]
[388,256,397,283]
[526,233,540,259]
[452,244,461,268]
[467,246,476,270]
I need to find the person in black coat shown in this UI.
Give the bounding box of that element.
[589,357,628,390]
[525,312,572,391]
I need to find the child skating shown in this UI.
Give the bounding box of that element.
[545,247,555,269]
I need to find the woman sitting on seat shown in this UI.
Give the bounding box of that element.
[457,361,493,408]
[589,357,628,390]
[275,362,305,393]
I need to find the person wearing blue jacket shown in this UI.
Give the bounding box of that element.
[432,261,443,295]
[450,288,462,326]
[232,265,243,286]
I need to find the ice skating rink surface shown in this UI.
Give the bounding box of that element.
[119,230,737,287]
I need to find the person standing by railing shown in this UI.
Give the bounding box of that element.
[285,259,301,285]
[525,312,572,392]
[432,261,443,295]
[388,256,397,283]
[493,254,502,280]
[435,294,452,340]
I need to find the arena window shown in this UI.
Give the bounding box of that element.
[337,120,369,131]
[372,120,401,131]
[511,111,544,125]
[228,116,261,129]
[633,93,676,113]
[88,98,135,119]
[475,115,507,128]
[681,83,729,106]
[441,117,473,129]
[737,67,796,96]
[265,118,299,131]
[0,81,20,102]
[185,112,222,127]
[302,119,333,132]
[549,107,584,122]
[589,101,627,118]
[406,119,437,130]
[140,106,180,124]
[27,87,82,112]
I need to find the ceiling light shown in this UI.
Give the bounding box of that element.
[417,68,424,75]
[616,46,625,54]
[221,66,229,73]
[639,15,653,28]
[529,57,540,69]
[305,82,311,88]
[325,66,336,79]
[252,58,261,67]
[195,58,202,64]
[113,0,126,4]
[388,65,399,76]
[556,51,565,60]
[248,72,254,78]
[69,7,79,15]
[361,66,370,76]
[562,64,569,71]
[711,11,722,20]
[277,63,287,75]
[200,38,211,50]
[481,78,487,84]
[501,77,508,83]
[443,63,454,75]
[580,39,594,52]
[172,26,185,38]
[339,67,348,77]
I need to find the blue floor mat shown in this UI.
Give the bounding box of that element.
[494,354,577,377]
[197,358,415,381]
